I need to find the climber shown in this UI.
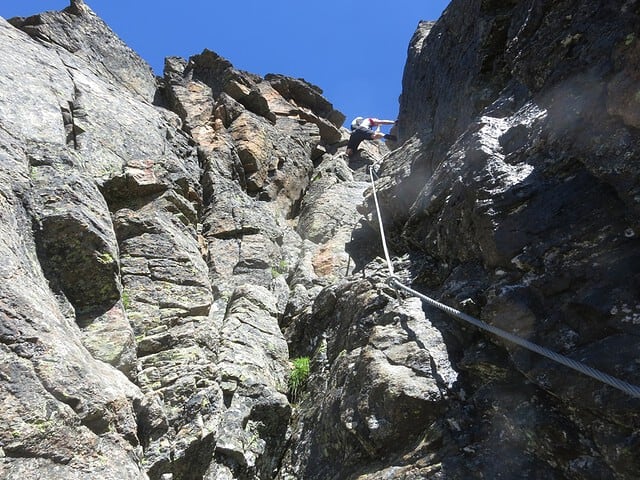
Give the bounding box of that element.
[346,117,397,157]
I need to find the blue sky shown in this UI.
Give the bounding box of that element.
[1,1,449,126]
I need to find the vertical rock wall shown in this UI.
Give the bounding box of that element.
[2,0,639,479]
[369,0,640,478]
[0,2,380,479]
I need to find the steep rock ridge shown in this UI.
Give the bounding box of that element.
[0,8,149,480]
[2,1,639,480]
[0,1,396,479]
[361,0,640,478]
[8,0,156,102]
[157,46,388,480]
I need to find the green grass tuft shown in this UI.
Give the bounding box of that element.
[288,356,310,403]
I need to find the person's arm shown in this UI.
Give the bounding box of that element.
[370,118,396,126]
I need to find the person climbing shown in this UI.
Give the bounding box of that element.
[346,117,397,157]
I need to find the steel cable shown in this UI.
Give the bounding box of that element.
[366,166,640,399]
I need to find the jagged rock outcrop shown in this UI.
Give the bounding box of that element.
[1,0,639,479]
[0,2,381,479]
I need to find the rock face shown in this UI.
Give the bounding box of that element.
[0,1,639,480]
[374,1,640,478]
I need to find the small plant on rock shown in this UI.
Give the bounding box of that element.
[96,251,115,265]
[271,259,288,278]
[288,356,310,403]
[121,290,131,310]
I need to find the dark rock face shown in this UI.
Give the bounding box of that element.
[372,0,640,478]
[1,0,639,479]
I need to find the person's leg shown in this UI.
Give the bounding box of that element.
[347,128,372,157]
